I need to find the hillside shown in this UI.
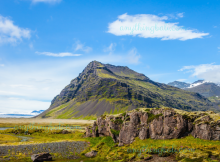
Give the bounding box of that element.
[35,61,219,119]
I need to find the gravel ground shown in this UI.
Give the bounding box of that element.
[0,141,89,161]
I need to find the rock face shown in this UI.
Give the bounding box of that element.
[31,152,52,162]
[85,108,220,145]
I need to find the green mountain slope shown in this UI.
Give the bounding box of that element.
[35,61,219,119]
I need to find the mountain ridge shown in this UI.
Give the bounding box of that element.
[168,80,220,98]
[36,61,218,119]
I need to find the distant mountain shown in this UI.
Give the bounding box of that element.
[167,81,190,89]
[31,110,45,114]
[168,80,220,98]
[35,61,219,119]
[0,110,45,117]
[0,114,33,116]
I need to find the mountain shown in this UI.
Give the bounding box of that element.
[31,110,45,114]
[168,80,220,98]
[36,61,218,119]
[167,81,190,89]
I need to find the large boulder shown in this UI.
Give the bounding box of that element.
[31,152,52,162]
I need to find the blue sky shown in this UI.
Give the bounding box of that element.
[0,0,220,113]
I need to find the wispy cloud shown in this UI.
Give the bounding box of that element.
[108,13,209,41]
[0,15,31,44]
[0,97,50,114]
[164,12,184,19]
[177,13,184,18]
[0,64,4,67]
[31,0,62,4]
[73,40,92,53]
[176,79,187,82]
[127,48,141,64]
[179,63,220,83]
[10,84,35,90]
[104,43,116,54]
[36,51,82,57]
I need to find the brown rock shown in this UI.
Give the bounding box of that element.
[62,129,69,134]
[84,150,98,158]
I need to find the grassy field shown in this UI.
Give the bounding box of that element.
[0,126,220,162]
[0,118,220,162]
[0,118,95,128]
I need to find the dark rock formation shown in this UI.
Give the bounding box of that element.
[31,152,52,162]
[85,108,220,145]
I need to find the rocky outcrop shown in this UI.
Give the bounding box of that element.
[191,115,220,140]
[85,108,220,146]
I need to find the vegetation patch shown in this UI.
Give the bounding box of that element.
[110,129,120,136]
[147,112,163,123]
[113,119,123,124]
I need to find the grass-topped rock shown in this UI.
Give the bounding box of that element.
[85,107,220,146]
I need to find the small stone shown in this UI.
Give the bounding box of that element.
[144,155,152,160]
[85,150,98,158]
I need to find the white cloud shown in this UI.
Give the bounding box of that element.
[176,79,187,82]
[0,91,25,96]
[0,15,31,44]
[36,51,82,57]
[107,13,209,41]
[0,97,50,114]
[104,43,117,54]
[10,84,35,90]
[31,0,62,4]
[127,48,141,64]
[0,64,4,67]
[177,13,184,18]
[164,13,184,19]
[73,40,92,53]
[179,63,220,83]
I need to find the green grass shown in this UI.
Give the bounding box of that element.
[1,125,220,162]
[110,129,120,136]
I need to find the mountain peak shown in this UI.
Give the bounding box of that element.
[35,62,218,119]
